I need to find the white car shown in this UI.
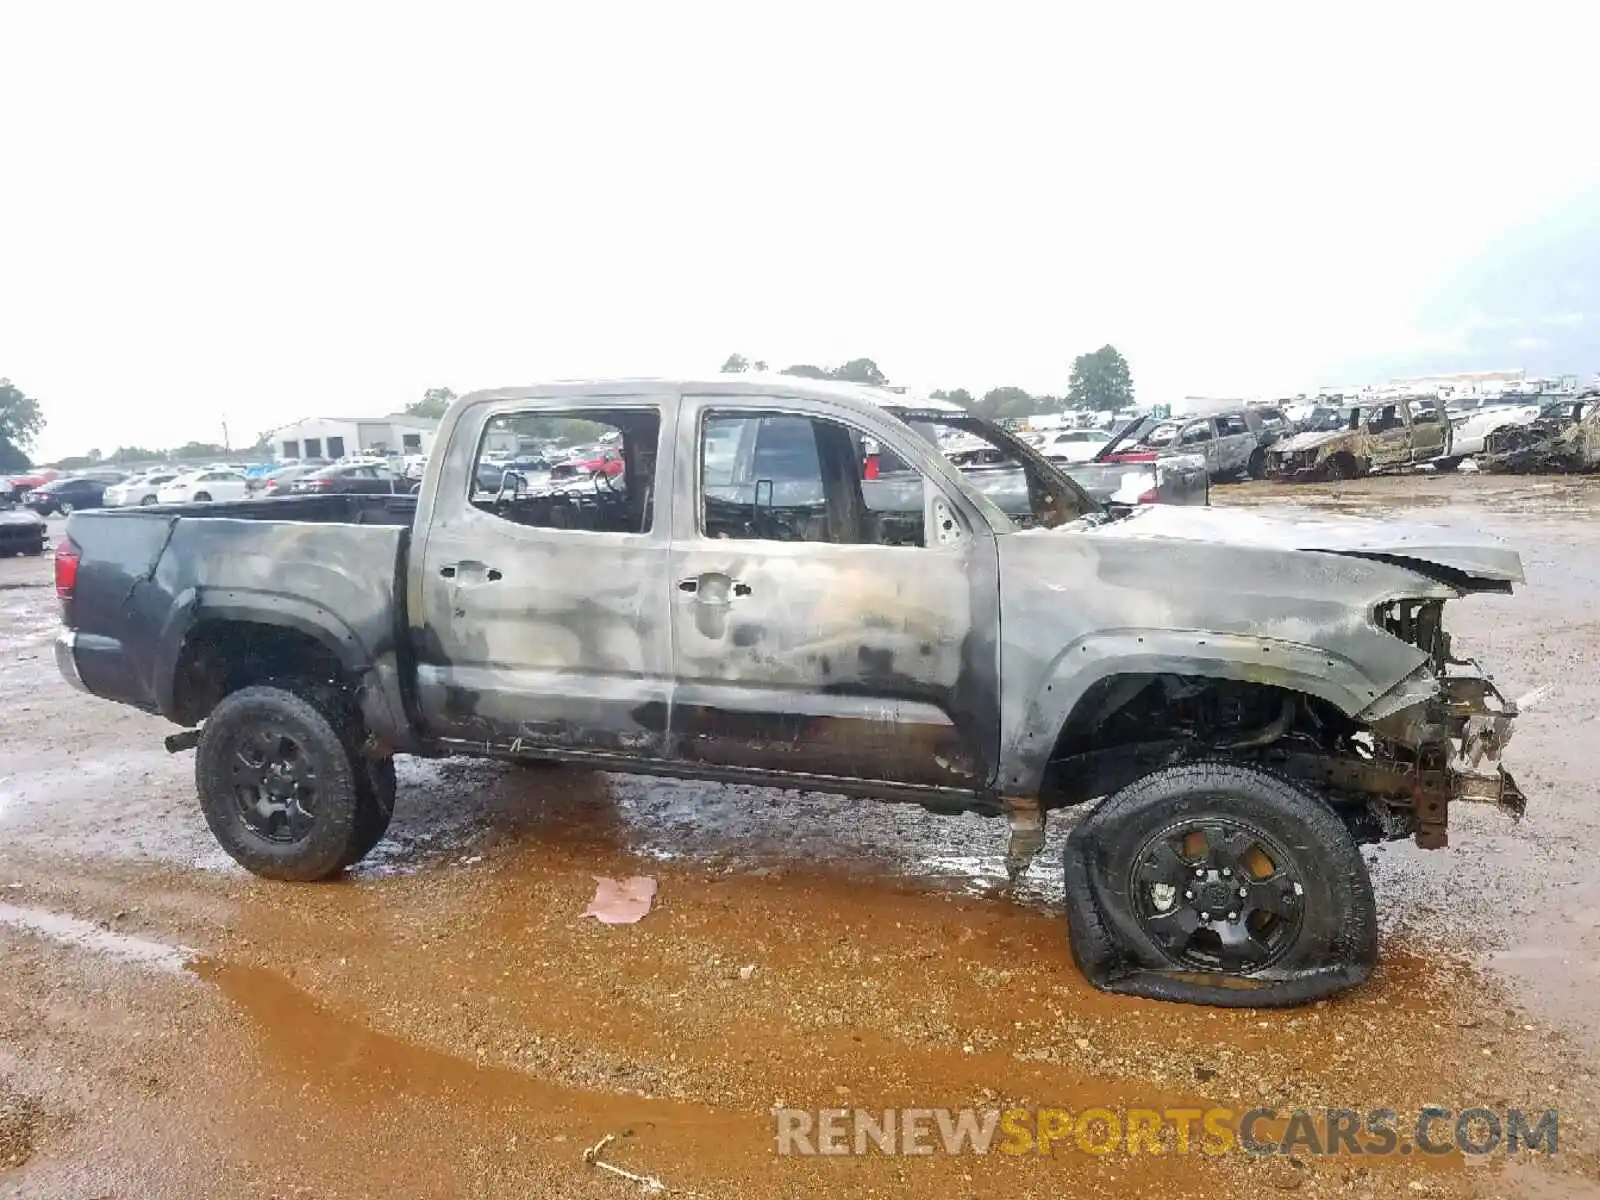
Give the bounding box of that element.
[103,470,182,506]
[1445,402,1544,463]
[1040,427,1115,463]
[155,468,251,504]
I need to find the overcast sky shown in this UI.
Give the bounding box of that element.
[3,2,1597,460]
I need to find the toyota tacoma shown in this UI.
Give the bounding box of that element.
[52,377,1531,1005]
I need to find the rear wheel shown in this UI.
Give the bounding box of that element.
[59,501,74,515]
[195,685,363,881]
[1434,456,1462,473]
[1246,448,1266,479]
[1064,760,1376,1005]
[139,494,156,505]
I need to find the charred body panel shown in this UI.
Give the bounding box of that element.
[667,391,1002,788]
[1481,398,1600,474]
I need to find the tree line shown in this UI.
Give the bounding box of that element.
[718,347,1135,421]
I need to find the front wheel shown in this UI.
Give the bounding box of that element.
[1063,760,1376,1006]
[1434,456,1462,473]
[195,685,364,881]
[194,491,212,502]
[59,501,74,515]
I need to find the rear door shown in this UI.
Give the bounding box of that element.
[414,393,677,756]
[1214,414,1253,474]
[1408,398,1447,459]
[668,393,1001,790]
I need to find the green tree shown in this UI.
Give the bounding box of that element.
[930,388,976,409]
[1066,345,1135,412]
[720,353,750,373]
[974,386,1036,420]
[0,378,45,470]
[780,363,831,380]
[829,358,888,386]
[752,360,769,372]
[404,387,458,420]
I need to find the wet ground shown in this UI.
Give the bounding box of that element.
[3,477,1600,1197]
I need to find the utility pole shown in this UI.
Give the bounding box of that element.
[222,418,231,453]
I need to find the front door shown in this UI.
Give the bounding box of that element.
[1179,419,1219,476]
[668,395,1000,791]
[1361,403,1411,471]
[414,395,676,758]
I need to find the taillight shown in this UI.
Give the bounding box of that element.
[1136,486,1159,504]
[55,536,81,601]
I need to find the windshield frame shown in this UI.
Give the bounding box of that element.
[884,406,1102,526]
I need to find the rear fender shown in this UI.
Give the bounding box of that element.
[155,590,407,742]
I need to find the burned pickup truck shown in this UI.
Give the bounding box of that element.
[1480,396,1600,474]
[54,377,1532,1006]
[1267,396,1452,480]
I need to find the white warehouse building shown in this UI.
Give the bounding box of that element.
[266,415,439,462]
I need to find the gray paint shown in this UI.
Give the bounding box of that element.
[57,376,1527,827]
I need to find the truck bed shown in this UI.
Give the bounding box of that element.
[59,497,416,741]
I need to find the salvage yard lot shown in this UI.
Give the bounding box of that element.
[4,476,1600,1198]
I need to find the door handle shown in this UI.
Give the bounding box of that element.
[441,562,502,583]
[678,574,752,599]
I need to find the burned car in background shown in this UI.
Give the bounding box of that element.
[945,416,1209,507]
[1097,408,1285,482]
[1266,395,1451,481]
[1480,395,1600,474]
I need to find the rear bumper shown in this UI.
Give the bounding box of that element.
[55,631,87,692]
[55,629,155,711]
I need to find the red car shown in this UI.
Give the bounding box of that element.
[550,449,624,481]
[5,470,59,502]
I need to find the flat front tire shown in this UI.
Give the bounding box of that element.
[1064,760,1377,1005]
[195,685,363,881]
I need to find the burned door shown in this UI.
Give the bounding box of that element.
[1408,397,1448,460]
[414,396,677,757]
[1360,403,1411,471]
[1178,419,1220,477]
[668,395,1001,790]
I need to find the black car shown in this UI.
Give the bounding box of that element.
[26,476,109,516]
[290,463,411,496]
[0,501,46,555]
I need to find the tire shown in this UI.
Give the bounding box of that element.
[340,755,397,868]
[1246,448,1266,479]
[139,494,156,505]
[195,685,363,881]
[59,502,74,515]
[194,492,212,502]
[25,541,45,557]
[1434,456,1461,473]
[1063,760,1377,1006]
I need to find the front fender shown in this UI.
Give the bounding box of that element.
[999,629,1422,796]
